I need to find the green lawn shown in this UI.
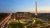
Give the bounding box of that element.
[7,18,47,28]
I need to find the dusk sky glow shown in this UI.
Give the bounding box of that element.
[0,0,50,13]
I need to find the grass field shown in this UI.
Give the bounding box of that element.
[7,18,48,28]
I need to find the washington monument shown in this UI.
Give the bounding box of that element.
[35,1,38,17]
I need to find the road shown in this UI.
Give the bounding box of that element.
[0,13,12,28]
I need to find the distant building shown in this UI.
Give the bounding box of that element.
[15,12,32,19]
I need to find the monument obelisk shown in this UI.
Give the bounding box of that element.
[35,1,38,18]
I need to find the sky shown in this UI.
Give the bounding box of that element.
[0,0,50,13]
